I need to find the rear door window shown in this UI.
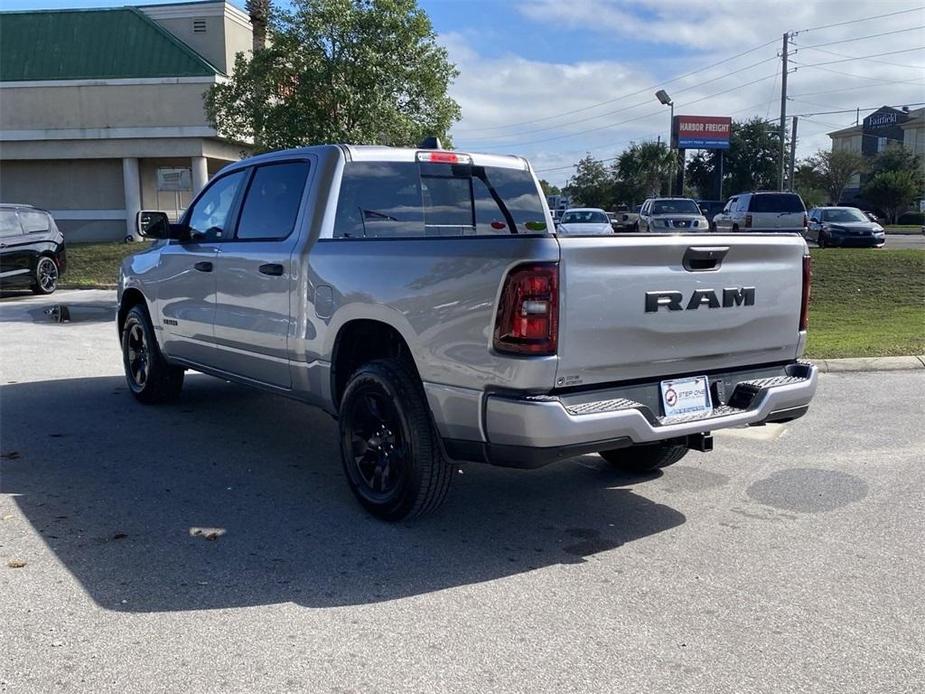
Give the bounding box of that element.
[235,161,310,240]
[0,210,22,238]
[749,193,805,213]
[333,160,546,238]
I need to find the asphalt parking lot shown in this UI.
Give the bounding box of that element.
[1,290,923,693]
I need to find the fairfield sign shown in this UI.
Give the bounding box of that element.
[672,115,732,149]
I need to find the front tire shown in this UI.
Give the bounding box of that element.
[32,256,59,295]
[121,304,184,403]
[339,358,452,521]
[599,441,688,473]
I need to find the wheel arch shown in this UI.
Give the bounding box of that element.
[330,318,421,410]
[117,287,148,338]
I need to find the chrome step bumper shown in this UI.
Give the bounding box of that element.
[484,362,818,449]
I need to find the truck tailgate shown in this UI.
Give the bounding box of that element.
[555,234,807,387]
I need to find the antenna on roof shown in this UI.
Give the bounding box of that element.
[418,136,443,150]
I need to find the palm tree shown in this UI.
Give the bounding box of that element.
[246,0,271,52]
[617,142,675,197]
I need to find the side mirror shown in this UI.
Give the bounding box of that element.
[137,210,189,240]
[137,210,170,238]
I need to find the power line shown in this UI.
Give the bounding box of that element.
[795,24,925,49]
[795,43,925,70]
[459,55,779,144]
[795,6,924,33]
[467,72,780,150]
[796,61,924,83]
[793,46,925,68]
[790,79,924,97]
[791,102,925,117]
[532,73,782,171]
[451,38,779,136]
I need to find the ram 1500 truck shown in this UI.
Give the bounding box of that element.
[119,145,817,520]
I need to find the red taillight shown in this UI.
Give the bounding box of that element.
[493,263,559,355]
[745,214,753,228]
[800,254,812,331]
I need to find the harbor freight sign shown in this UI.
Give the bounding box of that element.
[673,115,732,149]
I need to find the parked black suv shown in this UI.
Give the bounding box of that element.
[0,204,67,294]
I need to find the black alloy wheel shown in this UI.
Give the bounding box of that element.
[33,256,59,295]
[121,304,184,403]
[345,388,407,501]
[339,358,452,521]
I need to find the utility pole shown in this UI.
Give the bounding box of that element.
[778,31,789,191]
[788,116,798,192]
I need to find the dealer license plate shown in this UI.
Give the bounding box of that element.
[660,376,712,418]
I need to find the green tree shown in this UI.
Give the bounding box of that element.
[206,0,460,151]
[567,155,612,208]
[863,170,920,223]
[617,141,674,198]
[809,149,867,204]
[686,118,781,198]
[869,145,925,189]
[539,179,561,197]
[792,161,827,209]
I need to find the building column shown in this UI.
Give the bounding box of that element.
[122,157,141,241]
[191,156,209,195]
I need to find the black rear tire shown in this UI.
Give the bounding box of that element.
[121,304,184,404]
[599,442,688,473]
[339,358,452,521]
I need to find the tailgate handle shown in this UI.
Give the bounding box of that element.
[684,246,729,272]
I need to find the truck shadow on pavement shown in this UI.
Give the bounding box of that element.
[1,375,685,612]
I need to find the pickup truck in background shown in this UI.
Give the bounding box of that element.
[119,145,817,521]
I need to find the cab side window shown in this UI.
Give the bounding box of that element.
[723,197,737,214]
[236,162,311,240]
[187,170,247,242]
[0,209,22,238]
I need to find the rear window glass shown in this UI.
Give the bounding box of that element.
[748,194,805,213]
[560,210,608,224]
[651,199,700,215]
[19,210,49,233]
[236,161,310,240]
[333,161,546,238]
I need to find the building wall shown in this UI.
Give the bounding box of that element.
[0,159,123,209]
[141,2,253,74]
[0,81,216,132]
[903,123,925,159]
[0,159,127,242]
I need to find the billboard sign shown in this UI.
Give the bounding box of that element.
[673,115,732,149]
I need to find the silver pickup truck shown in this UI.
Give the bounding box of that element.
[119,145,817,520]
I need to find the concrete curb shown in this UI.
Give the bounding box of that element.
[814,356,925,373]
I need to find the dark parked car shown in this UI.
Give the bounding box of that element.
[806,206,886,248]
[0,204,67,294]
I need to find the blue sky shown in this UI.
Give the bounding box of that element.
[4,0,924,185]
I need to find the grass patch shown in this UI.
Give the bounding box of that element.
[807,248,925,358]
[61,242,153,289]
[885,225,922,235]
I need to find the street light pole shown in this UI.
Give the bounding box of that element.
[655,90,674,196]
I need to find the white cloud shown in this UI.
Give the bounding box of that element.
[441,3,925,186]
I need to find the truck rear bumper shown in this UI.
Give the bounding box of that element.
[443,361,817,468]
